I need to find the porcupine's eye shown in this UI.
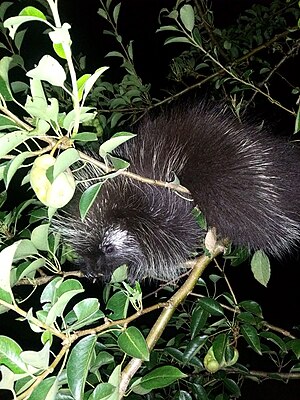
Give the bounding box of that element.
[102,243,115,255]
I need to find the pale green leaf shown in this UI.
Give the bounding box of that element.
[180,4,195,32]
[27,55,66,87]
[251,250,270,287]
[99,132,136,159]
[21,341,50,370]
[79,182,103,220]
[31,224,50,251]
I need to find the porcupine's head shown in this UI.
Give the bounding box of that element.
[56,175,202,282]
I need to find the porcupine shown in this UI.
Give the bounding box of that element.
[55,102,300,282]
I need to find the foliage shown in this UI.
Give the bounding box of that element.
[0,0,299,399]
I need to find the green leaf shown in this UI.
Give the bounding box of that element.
[52,148,80,180]
[13,239,38,260]
[236,311,258,325]
[0,365,15,393]
[239,300,263,317]
[3,151,32,188]
[53,42,66,59]
[197,297,224,316]
[212,333,228,364]
[0,336,28,374]
[99,132,136,160]
[0,130,29,158]
[31,224,50,251]
[0,56,13,101]
[251,250,270,287]
[191,383,209,400]
[81,66,109,105]
[106,51,124,58]
[156,25,180,32]
[287,339,300,359]
[45,280,84,325]
[118,326,149,361]
[0,114,19,130]
[88,383,116,400]
[182,335,207,362]
[15,258,45,281]
[67,335,97,400]
[223,378,241,397]
[74,298,102,322]
[28,376,58,400]
[72,132,98,142]
[106,291,129,320]
[164,37,191,45]
[108,364,121,389]
[65,298,104,331]
[164,348,184,363]
[41,277,62,304]
[64,107,96,132]
[259,332,287,352]
[77,74,91,101]
[19,6,46,19]
[140,366,187,390]
[113,3,121,24]
[180,4,195,32]
[240,324,262,355]
[79,182,104,220]
[92,351,114,370]
[107,154,129,171]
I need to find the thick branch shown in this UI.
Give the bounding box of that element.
[119,245,223,397]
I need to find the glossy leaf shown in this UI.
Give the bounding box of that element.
[287,339,300,359]
[197,297,224,316]
[0,130,29,158]
[140,366,187,390]
[223,378,241,397]
[28,376,58,400]
[240,324,262,355]
[239,300,263,317]
[260,332,287,352]
[79,181,103,220]
[212,333,228,364]
[182,335,207,362]
[67,335,97,400]
[0,336,27,374]
[106,290,129,320]
[88,383,116,400]
[118,326,149,361]
[191,383,209,399]
[190,307,208,339]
